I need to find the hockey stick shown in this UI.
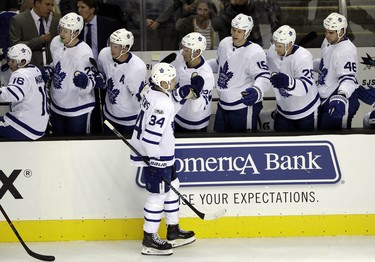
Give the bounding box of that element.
[0,204,55,261]
[297,31,318,47]
[89,57,105,133]
[104,120,226,220]
[160,52,177,63]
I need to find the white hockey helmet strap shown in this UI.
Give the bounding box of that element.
[231,13,254,38]
[323,12,347,37]
[151,62,177,91]
[7,43,32,67]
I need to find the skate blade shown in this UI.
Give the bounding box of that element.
[168,236,196,248]
[141,246,173,256]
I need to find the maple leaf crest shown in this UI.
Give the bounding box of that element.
[107,78,120,104]
[217,62,233,89]
[317,59,328,86]
[52,62,66,89]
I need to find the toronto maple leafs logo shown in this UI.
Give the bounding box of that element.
[107,78,120,104]
[217,62,233,89]
[52,62,66,89]
[317,59,328,86]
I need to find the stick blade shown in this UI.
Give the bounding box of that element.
[203,208,227,220]
[28,251,55,261]
[160,53,177,63]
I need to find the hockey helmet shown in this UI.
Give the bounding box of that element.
[181,32,207,55]
[273,25,296,45]
[151,62,177,90]
[323,12,347,35]
[7,43,32,66]
[59,12,84,35]
[231,13,253,37]
[110,29,134,51]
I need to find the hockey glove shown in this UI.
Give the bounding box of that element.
[73,71,89,89]
[190,74,204,98]
[357,85,375,107]
[270,72,295,90]
[94,72,106,89]
[328,94,348,119]
[241,86,262,106]
[172,84,194,103]
[41,65,54,83]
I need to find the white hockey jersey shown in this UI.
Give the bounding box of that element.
[267,44,320,120]
[210,37,270,111]
[49,37,95,117]
[1,65,49,139]
[130,86,175,168]
[173,54,214,129]
[98,48,146,127]
[314,37,358,100]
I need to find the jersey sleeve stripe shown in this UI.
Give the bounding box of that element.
[7,87,21,101]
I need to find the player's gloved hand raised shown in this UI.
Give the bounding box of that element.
[41,65,54,83]
[357,85,375,107]
[328,94,348,119]
[241,86,262,106]
[73,71,88,89]
[172,84,194,103]
[190,74,204,98]
[270,72,295,90]
[94,72,106,89]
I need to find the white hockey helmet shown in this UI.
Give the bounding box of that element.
[59,12,84,35]
[181,32,207,54]
[273,25,296,45]
[151,62,177,90]
[323,12,347,35]
[231,13,254,38]
[110,28,134,51]
[7,43,32,66]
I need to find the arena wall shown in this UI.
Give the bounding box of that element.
[0,133,374,242]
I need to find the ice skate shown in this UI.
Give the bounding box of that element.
[167,224,196,248]
[141,231,173,256]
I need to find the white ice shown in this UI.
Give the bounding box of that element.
[0,236,375,262]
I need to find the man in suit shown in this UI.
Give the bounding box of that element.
[77,0,122,134]
[77,0,121,59]
[9,0,59,68]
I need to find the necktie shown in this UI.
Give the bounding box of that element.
[86,23,92,48]
[39,17,45,35]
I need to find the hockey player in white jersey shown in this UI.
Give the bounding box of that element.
[130,63,199,256]
[267,25,320,131]
[313,12,360,130]
[98,28,147,134]
[174,32,214,132]
[43,12,105,135]
[208,13,270,132]
[0,44,48,140]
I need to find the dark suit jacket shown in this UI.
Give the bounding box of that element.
[9,10,59,68]
[80,15,122,55]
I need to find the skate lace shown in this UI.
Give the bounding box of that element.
[152,234,167,245]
